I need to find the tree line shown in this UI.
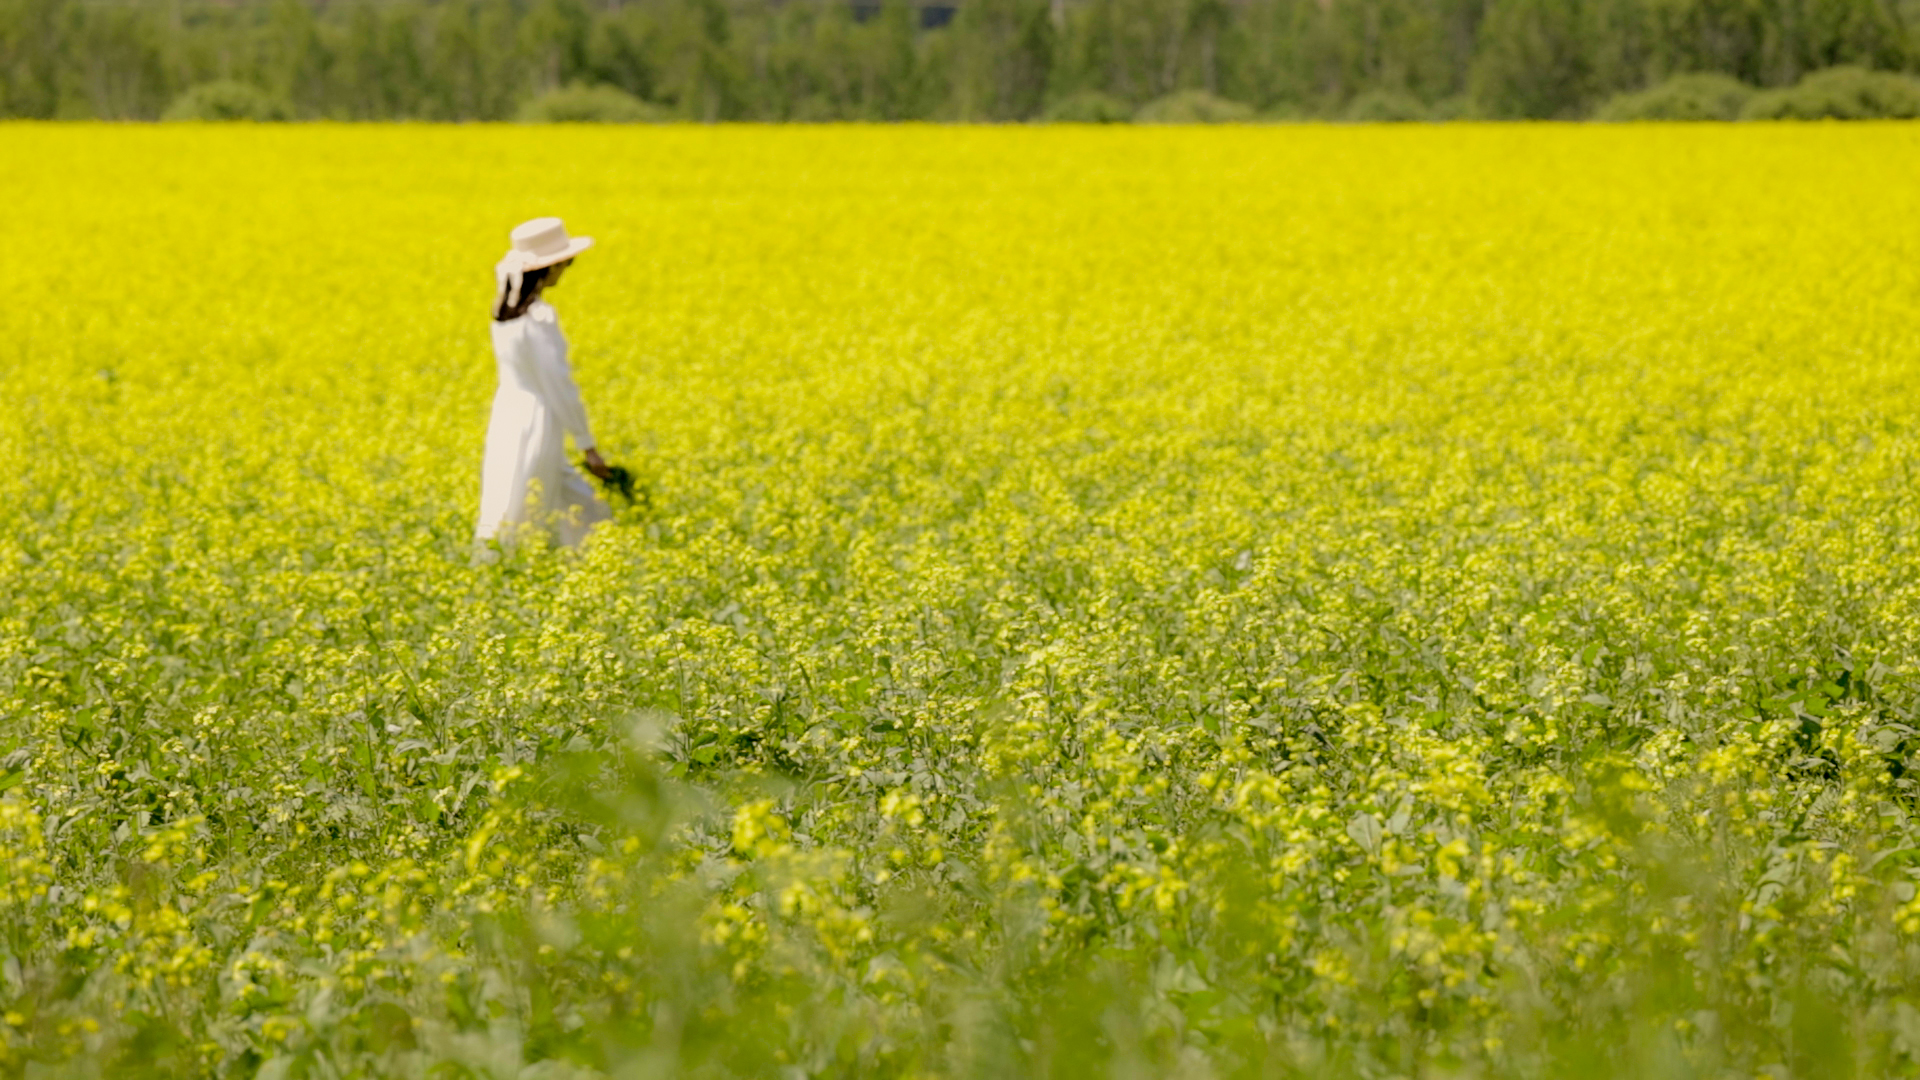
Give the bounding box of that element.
[2,0,1915,122]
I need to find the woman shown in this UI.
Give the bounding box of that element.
[475,217,613,550]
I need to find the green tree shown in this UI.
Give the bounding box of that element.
[0,0,66,118]
[476,0,526,118]
[419,0,494,119]
[589,4,662,102]
[1471,0,1594,115]
[852,0,925,119]
[522,0,594,93]
[659,0,744,121]
[1793,0,1907,75]
[950,0,1054,118]
[73,5,172,119]
[335,3,387,117]
[1330,0,1456,102]
[265,0,328,116]
[1642,0,1767,82]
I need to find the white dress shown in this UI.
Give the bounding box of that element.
[475,300,609,548]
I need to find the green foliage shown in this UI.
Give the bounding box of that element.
[1468,0,1592,118]
[947,0,1054,120]
[10,0,1920,121]
[1134,88,1255,122]
[160,80,294,122]
[1042,89,1133,122]
[518,81,672,123]
[1343,88,1430,121]
[1597,72,1755,120]
[1740,64,1920,119]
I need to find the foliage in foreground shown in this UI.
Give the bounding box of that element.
[6,126,1920,1076]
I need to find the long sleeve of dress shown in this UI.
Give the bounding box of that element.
[526,309,597,451]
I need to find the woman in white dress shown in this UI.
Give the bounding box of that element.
[475,217,612,550]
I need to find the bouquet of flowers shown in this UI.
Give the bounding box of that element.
[587,460,643,507]
[596,463,637,504]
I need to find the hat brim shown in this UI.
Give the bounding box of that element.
[514,236,594,271]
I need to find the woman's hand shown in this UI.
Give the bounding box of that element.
[583,448,612,480]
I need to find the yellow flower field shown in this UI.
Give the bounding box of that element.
[5,123,1920,1076]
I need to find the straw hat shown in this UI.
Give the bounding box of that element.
[495,217,593,312]
[504,217,593,272]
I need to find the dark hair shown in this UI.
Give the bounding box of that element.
[492,263,561,322]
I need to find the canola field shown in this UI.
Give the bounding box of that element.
[5,124,1920,1078]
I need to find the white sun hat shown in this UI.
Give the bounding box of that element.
[496,217,594,311]
[506,217,594,270]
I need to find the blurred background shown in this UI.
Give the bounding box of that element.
[4,0,1920,123]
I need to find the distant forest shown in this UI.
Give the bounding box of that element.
[3,0,1917,120]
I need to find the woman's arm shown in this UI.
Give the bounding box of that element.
[527,321,601,460]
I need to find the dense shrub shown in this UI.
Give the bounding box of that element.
[1596,73,1753,121]
[787,94,841,122]
[160,81,292,122]
[1258,101,1309,121]
[517,83,671,123]
[1741,66,1920,120]
[1343,89,1429,122]
[1134,90,1255,123]
[1042,91,1133,123]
